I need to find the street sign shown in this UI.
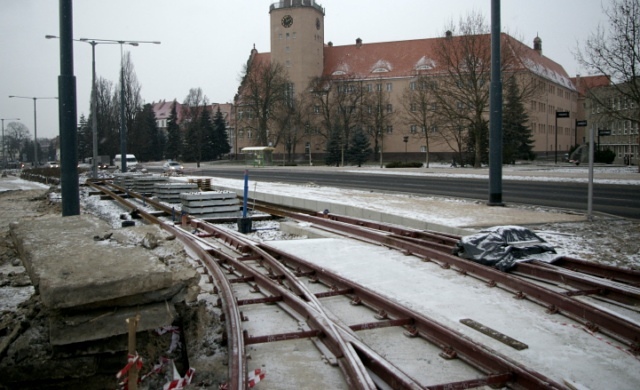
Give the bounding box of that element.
[576,120,587,127]
[598,129,611,136]
[556,111,570,118]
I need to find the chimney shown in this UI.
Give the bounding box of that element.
[328,41,333,47]
[445,30,452,39]
[356,37,362,48]
[533,35,542,55]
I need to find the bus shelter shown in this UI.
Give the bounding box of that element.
[241,146,275,167]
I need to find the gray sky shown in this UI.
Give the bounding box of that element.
[1,0,606,140]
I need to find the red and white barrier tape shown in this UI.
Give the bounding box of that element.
[248,368,267,388]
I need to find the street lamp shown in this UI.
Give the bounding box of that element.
[1,117,20,168]
[8,96,58,166]
[80,38,160,172]
[47,35,122,178]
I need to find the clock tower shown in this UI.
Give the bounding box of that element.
[269,0,325,96]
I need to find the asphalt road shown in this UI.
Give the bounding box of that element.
[180,167,639,220]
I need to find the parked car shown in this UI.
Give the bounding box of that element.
[44,161,60,168]
[162,161,184,174]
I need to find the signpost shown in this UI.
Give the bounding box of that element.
[575,120,587,146]
[597,128,610,151]
[555,111,570,164]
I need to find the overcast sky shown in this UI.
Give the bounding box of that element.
[1,0,607,140]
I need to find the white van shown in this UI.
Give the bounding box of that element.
[114,154,139,171]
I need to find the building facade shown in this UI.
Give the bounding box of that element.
[235,0,581,164]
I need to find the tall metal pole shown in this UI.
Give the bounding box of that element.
[488,0,503,206]
[59,0,80,216]
[8,96,57,165]
[120,43,127,173]
[90,42,98,178]
[32,98,38,165]
[587,126,594,221]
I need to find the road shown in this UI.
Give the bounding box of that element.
[159,166,639,220]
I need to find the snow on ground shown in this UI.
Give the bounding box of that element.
[2,165,639,388]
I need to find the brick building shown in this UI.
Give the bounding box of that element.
[234,0,581,164]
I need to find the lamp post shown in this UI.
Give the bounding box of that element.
[80,38,160,172]
[46,35,122,178]
[1,118,20,168]
[8,96,57,166]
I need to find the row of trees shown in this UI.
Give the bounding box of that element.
[76,53,230,165]
[2,121,57,164]
[236,12,539,168]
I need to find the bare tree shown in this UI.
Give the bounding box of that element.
[236,57,290,147]
[401,76,443,167]
[5,122,30,160]
[182,87,208,166]
[366,79,395,167]
[576,0,640,170]
[94,77,119,158]
[309,76,368,166]
[115,52,143,149]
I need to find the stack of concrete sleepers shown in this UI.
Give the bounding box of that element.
[180,190,240,219]
[133,175,168,195]
[112,172,151,190]
[155,182,199,203]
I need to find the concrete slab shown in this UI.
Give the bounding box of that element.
[10,214,174,310]
[49,301,177,346]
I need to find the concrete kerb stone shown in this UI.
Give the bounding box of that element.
[213,184,473,236]
[10,214,175,310]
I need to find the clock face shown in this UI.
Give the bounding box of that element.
[281,15,293,28]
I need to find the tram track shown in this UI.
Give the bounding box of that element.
[85,180,639,389]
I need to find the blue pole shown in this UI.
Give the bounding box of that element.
[243,170,248,218]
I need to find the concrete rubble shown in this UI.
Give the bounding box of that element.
[0,212,204,389]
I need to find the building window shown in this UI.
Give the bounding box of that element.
[293,32,296,39]
[410,81,416,91]
[314,105,320,114]
[410,103,417,112]
[376,83,382,92]
[279,33,283,40]
[386,126,393,134]
[420,146,427,152]
[386,83,392,92]
[366,84,372,92]
[386,104,393,113]
[410,125,417,134]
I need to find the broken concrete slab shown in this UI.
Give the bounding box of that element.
[49,301,177,346]
[9,214,190,310]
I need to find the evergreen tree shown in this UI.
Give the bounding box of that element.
[503,78,534,163]
[347,128,371,167]
[129,104,161,161]
[324,127,342,166]
[200,106,215,162]
[165,100,181,160]
[465,119,489,166]
[212,107,231,159]
[77,114,91,161]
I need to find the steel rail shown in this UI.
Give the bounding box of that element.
[190,219,521,389]
[188,219,416,389]
[513,261,640,306]
[257,243,568,389]
[86,181,247,388]
[270,211,640,351]
[552,256,640,287]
